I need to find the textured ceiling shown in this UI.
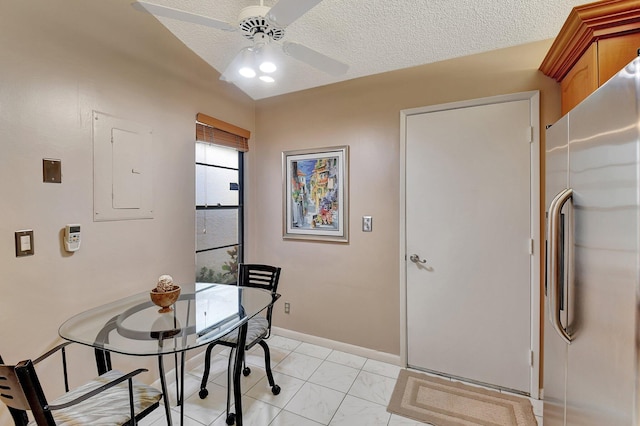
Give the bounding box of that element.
[134,0,588,100]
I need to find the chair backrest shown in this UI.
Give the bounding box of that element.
[238,264,281,294]
[0,357,55,425]
[238,264,281,337]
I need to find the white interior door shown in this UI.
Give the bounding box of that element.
[402,93,539,395]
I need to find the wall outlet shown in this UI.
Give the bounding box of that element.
[363,216,373,232]
[284,302,290,314]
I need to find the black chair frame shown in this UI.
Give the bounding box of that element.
[0,342,159,426]
[198,264,281,425]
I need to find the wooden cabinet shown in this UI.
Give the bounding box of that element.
[560,43,598,114]
[599,31,640,81]
[540,0,640,115]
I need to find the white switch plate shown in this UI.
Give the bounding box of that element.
[362,216,372,232]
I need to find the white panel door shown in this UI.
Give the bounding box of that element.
[405,96,535,394]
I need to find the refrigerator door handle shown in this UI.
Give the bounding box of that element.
[548,188,573,344]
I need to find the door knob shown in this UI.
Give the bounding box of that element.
[409,254,427,264]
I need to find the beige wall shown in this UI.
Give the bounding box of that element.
[0,1,253,423]
[251,39,562,355]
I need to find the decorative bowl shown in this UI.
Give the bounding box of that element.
[150,286,181,313]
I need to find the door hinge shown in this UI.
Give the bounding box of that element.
[526,126,533,144]
[528,239,534,255]
[530,350,534,366]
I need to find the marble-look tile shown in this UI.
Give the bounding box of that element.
[269,345,293,364]
[348,370,397,406]
[274,352,324,380]
[361,359,402,379]
[136,405,166,426]
[329,395,391,426]
[246,371,306,408]
[270,410,325,426]
[171,333,548,426]
[235,396,281,426]
[187,353,231,382]
[148,407,204,426]
[211,363,266,396]
[208,396,280,426]
[285,382,345,424]
[217,346,232,357]
[179,382,227,425]
[245,343,290,368]
[308,361,359,393]
[163,372,205,406]
[388,413,433,425]
[268,335,302,351]
[326,350,367,369]
[295,342,333,359]
[183,355,203,375]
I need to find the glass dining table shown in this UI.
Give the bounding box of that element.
[58,282,277,426]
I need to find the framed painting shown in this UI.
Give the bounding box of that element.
[282,146,349,242]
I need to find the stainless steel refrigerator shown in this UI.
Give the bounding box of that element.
[544,56,640,426]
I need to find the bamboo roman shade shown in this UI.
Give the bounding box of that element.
[196,113,250,152]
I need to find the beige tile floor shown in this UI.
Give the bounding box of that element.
[139,334,543,426]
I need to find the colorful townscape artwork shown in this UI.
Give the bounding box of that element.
[283,146,348,242]
[291,156,338,229]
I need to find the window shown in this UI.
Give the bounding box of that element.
[194,113,249,284]
[195,143,243,283]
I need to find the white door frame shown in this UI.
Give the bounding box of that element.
[399,91,541,399]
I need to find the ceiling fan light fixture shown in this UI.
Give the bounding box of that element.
[220,46,256,81]
[259,61,277,73]
[239,67,257,78]
[255,40,278,74]
[236,47,258,78]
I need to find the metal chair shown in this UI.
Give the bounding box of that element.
[0,342,161,426]
[198,263,281,425]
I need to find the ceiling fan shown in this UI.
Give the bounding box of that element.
[132,0,349,84]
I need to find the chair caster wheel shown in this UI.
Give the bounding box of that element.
[271,384,281,395]
[243,366,251,376]
[226,413,236,425]
[198,388,208,399]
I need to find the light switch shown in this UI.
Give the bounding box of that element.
[15,230,34,257]
[20,235,31,251]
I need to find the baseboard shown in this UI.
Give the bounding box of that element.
[271,327,402,366]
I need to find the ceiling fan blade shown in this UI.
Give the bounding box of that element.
[267,0,323,27]
[132,1,236,32]
[283,42,348,76]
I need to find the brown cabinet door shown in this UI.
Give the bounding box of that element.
[561,43,598,115]
[598,32,640,85]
